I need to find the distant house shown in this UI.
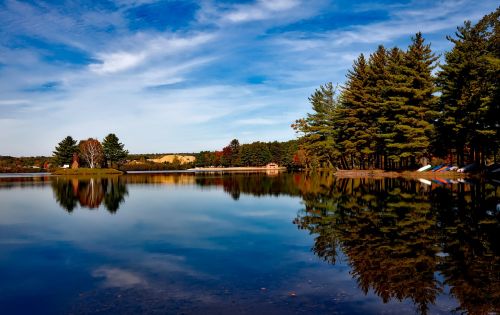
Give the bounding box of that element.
[62,164,70,169]
[266,163,279,169]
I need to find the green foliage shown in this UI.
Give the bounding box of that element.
[292,82,342,168]
[384,34,438,165]
[53,136,78,166]
[194,139,301,168]
[294,8,499,169]
[102,133,129,167]
[436,8,500,165]
[338,53,379,168]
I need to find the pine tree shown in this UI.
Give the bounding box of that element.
[53,136,78,166]
[384,34,438,168]
[437,8,499,165]
[339,54,376,169]
[102,133,128,167]
[401,32,438,166]
[292,83,341,168]
[366,45,390,169]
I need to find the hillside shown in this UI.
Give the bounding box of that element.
[148,155,196,165]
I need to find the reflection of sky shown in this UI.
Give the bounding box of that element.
[0,179,459,314]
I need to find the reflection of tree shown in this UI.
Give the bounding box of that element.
[294,177,499,315]
[103,178,129,213]
[51,177,128,213]
[194,173,303,198]
[51,178,78,212]
[432,183,500,315]
[78,178,104,208]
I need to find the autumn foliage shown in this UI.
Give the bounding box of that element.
[79,138,104,169]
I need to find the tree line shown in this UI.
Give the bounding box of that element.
[51,136,304,171]
[194,139,304,168]
[293,9,499,170]
[53,134,128,168]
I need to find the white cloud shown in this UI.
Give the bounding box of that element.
[90,51,147,74]
[197,0,319,26]
[0,99,31,106]
[224,0,301,23]
[234,118,277,126]
[89,33,215,74]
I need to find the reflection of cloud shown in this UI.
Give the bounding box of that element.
[92,267,147,288]
[139,253,212,280]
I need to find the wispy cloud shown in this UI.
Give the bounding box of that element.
[89,33,215,74]
[223,0,301,23]
[0,99,31,106]
[233,118,277,126]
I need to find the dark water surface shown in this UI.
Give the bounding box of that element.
[0,173,498,314]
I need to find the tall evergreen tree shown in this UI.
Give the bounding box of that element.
[229,139,241,166]
[437,8,499,165]
[53,136,78,166]
[384,34,438,168]
[339,53,375,169]
[102,133,128,167]
[292,83,341,168]
[366,45,390,168]
[401,32,439,165]
[383,47,409,166]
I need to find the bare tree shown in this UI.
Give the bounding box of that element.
[79,138,104,168]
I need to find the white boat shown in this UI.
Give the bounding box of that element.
[418,178,432,186]
[417,165,432,172]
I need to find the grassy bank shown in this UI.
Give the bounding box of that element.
[52,168,123,176]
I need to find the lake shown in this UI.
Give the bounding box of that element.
[0,172,498,314]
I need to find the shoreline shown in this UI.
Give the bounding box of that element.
[52,168,123,175]
[188,167,287,172]
[333,169,471,179]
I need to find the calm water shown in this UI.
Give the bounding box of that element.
[0,173,498,315]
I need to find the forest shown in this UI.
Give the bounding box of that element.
[293,9,499,170]
[193,139,301,169]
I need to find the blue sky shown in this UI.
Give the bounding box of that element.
[0,0,498,155]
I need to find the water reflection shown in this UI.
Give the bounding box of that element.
[293,177,499,315]
[51,177,128,213]
[1,173,497,314]
[81,172,499,314]
[194,173,301,199]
